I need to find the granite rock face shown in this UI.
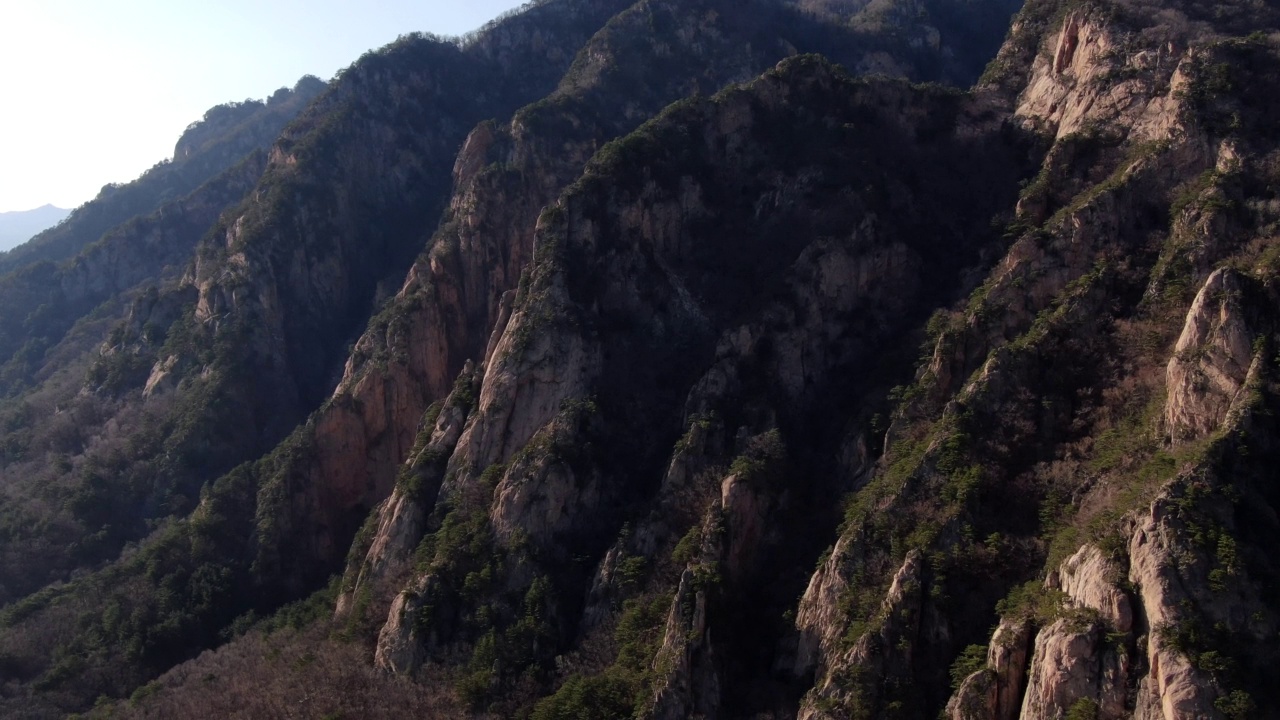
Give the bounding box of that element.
[1165,268,1255,444]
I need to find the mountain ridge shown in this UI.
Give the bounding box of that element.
[0,75,327,276]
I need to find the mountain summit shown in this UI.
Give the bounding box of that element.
[0,0,1277,718]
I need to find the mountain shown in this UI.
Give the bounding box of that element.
[0,0,1278,718]
[0,205,70,252]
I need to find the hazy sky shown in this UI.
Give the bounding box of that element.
[0,0,529,212]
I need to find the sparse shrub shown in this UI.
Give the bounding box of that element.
[949,644,987,689]
[1065,697,1099,720]
[1215,689,1256,719]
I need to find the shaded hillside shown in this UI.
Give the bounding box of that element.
[792,0,1025,82]
[0,6,639,704]
[347,55,1030,718]
[0,154,272,396]
[0,81,335,605]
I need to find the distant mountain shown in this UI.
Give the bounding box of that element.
[0,204,70,251]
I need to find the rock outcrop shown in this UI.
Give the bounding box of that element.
[1124,495,1224,720]
[1165,268,1255,443]
[1017,7,1191,143]
[647,509,725,720]
[946,619,1033,720]
[1017,546,1132,720]
[799,550,927,720]
[335,362,479,618]
[1055,545,1134,634]
[374,574,435,674]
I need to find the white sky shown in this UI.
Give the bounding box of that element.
[0,0,530,212]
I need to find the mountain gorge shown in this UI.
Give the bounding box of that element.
[1,0,1278,717]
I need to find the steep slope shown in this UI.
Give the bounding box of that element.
[269,0,838,611]
[120,0,1027,716]
[793,1,1280,718]
[348,55,1030,718]
[0,153,272,396]
[331,0,1280,717]
[0,0,656,714]
[124,0,641,492]
[324,0,1015,635]
[793,0,1025,83]
[0,152,271,603]
[0,83,331,608]
[0,81,327,400]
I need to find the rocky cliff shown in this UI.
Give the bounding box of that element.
[345,52,1029,717]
